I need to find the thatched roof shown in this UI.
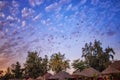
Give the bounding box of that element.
[49,71,73,80]
[73,69,81,73]
[36,76,43,80]
[101,66,120,75]
[110,60,120,70]
[28,78,34,80]
[43,73,52,80]
[73,67,100,77]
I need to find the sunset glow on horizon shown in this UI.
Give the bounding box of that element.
[0,0,120,70]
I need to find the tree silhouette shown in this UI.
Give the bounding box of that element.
[11,61,23,79]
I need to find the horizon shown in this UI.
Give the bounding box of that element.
[0,0,120,71]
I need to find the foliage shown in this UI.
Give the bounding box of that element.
[0,70,3,77]
[24,51,49,79]
[82,40,115,72]
[72,59,88,71]
[11,61,23,79]
[0,39,116,79]
[1,67,13,80]
[41,55,49,75]
[49,52,70,73]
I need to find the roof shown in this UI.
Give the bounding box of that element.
[73,69,81,73]
[110,60,120,70]
[49,71,73,80]
[43,73,52,80]
[28,78,34,80]
[101,66,120,75]
[36,76,43,80]
[73,67,100,77]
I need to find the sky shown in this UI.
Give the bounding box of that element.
[0,0,120,70]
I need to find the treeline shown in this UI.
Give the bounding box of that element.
[0,40,115,79]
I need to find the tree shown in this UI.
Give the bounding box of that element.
[0,70,3,75]
[49,52,70,73]
[72,59,88,71]
[41,55,49,75]
[82,40,115,72]
[24,51,49,79]
[11,61,23,79]
[0,70,3,79]
[24,51,42,78]
[1,67,13,80]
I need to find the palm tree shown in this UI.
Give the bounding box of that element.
[62,60,70,71]
[82,40,115,72]
[72,59,88,71]
[49,52,70,73]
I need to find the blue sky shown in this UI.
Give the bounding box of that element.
[0,0,120,70]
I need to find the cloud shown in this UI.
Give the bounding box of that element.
[0,1,8,11]
[6,15,14,21]
[59,0,71,5]
[22,20,26,27]
[106,29,116,36]
[12,30,19,36]
[80,0,87,5]
[41,19,46,25]
[9,1,19,16]
[9,7,19,16]
[0,12,5,18]
[6,15,20,25]
[66,4,72,11]
[0,51,16,69]
[45,0,71,12]
[29,0,36,7]
[91,0,99,5]
[99,1,111,9]
[0,31,5,39]
[0,42,11,52]
[0,55,10,68]
[55,14,63,20]
[29,0,44,7]
[41,19,51,26]
[10,42,18,47]
[9,0,20,16]
[45,2,58,12]
[33,13,42,21]
[12,0,19,8]
[0,21,6,31]
[35,0,44,5]
[31,38,39,43]
[21,7,35,19]
[6,15,19,26]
